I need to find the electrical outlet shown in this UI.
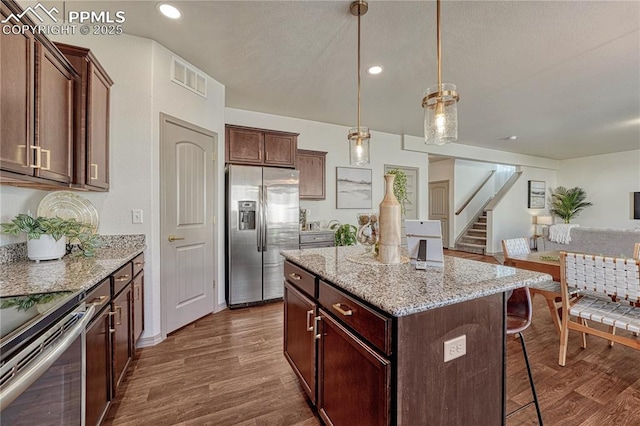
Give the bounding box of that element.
[132,209,143,224]
[443,335,466,362]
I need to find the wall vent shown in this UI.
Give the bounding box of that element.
[172,56,207,98]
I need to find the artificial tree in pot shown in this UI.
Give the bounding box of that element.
[549,186,593,223]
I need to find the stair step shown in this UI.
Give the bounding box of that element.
[473,222,487,228]
[457,242,486,249]
[467,230,487,236]
[477,217,487,223]
[463,235,486,241]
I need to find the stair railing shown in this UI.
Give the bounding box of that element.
[455,170,495,216]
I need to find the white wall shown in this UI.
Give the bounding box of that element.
[557,150,640,229]
[226,108,430,227]
[488,166,557,253]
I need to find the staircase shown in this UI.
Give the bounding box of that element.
[456,211,487,254]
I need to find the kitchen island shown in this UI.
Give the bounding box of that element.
[280,246,552,425]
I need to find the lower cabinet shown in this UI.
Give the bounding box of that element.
[283,281,317,404]
[317,309,390,426]
[132,271,144,344]
[112,284,132,391]
[85,288,112,426]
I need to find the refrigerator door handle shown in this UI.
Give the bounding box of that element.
[262,184,268,252]
[257,184,263,252]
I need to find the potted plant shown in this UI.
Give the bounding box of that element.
[549,186,593,223]
[387,169,409,215]
[332,223,358,246]
[1,214,103,261]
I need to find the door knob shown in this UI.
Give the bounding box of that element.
[168,235,185,242]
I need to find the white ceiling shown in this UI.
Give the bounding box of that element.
[70,1,640,160]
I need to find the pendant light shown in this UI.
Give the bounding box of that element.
[348,0,370,166]
[422,0,459,145]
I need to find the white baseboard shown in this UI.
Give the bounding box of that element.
[215,301,227,313]
[136,333,164,348]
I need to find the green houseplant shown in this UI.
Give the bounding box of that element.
[333,223,358,246]
[1,214,103,260]
[549,186,593,223]
[387,169,409,215]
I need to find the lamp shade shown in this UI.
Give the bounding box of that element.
[537,215,553,226]
[348,126,370,166]
[423,83,459,145]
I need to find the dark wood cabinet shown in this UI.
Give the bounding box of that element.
[85,277,112,426]
[284,281,317,404]
[112,284,132,391]
[0,0,77,188]
[317,309,390,426]
[85,306,112,426]
[132,271,144,344]
[226,124,298,168]
[55,43,113,191]
[297,149,326,200]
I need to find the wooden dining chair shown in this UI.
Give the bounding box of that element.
[634,242,640,260]
[502,238,531,258]
[506,287,544,424]
[558,252,640,366]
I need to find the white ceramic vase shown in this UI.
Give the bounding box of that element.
[378,174,401,264]
[27,235,66,262]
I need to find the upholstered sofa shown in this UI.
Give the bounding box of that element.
[536,227,640,257]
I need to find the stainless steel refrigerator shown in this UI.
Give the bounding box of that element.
[226,164,300,308]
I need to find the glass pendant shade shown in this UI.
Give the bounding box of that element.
[423,83,458,145]
[348,126,370,166]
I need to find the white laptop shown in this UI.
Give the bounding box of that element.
[405,220,444,268]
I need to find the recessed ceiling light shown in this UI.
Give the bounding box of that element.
[158,3,181,19]
[367,65,383,75]
[507,135,518,140]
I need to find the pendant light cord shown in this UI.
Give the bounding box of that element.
[357,6,362,137]
[437,0,442,88]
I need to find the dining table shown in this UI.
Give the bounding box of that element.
[504,250,564,333]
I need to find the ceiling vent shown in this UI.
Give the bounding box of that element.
[172,56,207,98]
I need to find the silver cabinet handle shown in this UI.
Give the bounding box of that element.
[168,235,185,242]
[314,316,321,340]
[306,309,314,331]
[91,163,99,180]
[289,273,301,281]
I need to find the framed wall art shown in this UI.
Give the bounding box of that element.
[528,180,546,209]
[336,167,372,209]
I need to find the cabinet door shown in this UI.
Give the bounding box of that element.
[85,308,112,426]
[264,133,296,167]
[132,271,144,344]
[284,281,317,404]
[87,61,110,189]
[0,5,34,176]
[112,286,132,392]
[297,150,326,200]
[317,309,390,426]
[226,126,264,164]
[34,42,73,184]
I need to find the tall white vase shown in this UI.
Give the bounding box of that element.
[27,235,66,262]
[378,174,401,264]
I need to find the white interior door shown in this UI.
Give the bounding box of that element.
[429,180,450,248]
[385,165,418,246]
[161,114,217,334]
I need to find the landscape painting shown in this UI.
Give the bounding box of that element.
[336,167,372,209]
[528,180,546,209]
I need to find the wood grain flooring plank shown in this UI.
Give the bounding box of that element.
[104,250,640,426]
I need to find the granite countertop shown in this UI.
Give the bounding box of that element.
[0,244,145,297]
[280,246,553,317]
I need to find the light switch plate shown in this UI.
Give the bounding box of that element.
[443,335,466,362]
[132,209,143,224]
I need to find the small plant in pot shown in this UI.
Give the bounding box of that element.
[387,169,409,215]
[549,186,593,224]
[1,214,103,261]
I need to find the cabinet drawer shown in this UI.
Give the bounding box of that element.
[132,252,145,277]
[299,232,334,244]
[284,260,316,298]
[319,280,391,355]
[112,263,133,296]
[86,277,110,318]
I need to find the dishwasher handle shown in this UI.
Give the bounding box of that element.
[0,304,95,411]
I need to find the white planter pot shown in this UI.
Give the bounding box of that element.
[27,235,66,262]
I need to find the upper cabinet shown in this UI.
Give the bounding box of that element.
[297,149,327,200]
[55,43,113,191]
[1,1,77,188]
[226,124,298,168]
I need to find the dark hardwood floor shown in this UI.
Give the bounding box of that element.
[104,249,640,425]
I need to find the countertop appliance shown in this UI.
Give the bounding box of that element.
[226,164,299,308]
[1,291,93,425]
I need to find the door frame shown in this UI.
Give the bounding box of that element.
[159,113,218,339]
